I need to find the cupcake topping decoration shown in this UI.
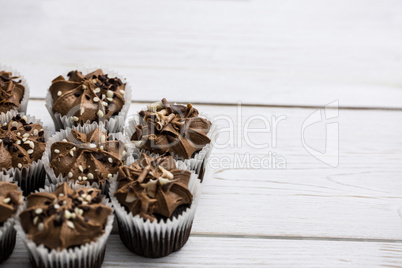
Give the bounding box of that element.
[49,69,126,125]
[50,128,126,185]
[115,153,193,222]
[0,114,46,170]
[19,183,112,250]
[0,71,25,114]
[131,98,212,159]
[0,181,22,223]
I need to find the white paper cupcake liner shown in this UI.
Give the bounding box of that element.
[109,168,201,258]
[124,111,217,182]
[0,64,30,116]
[43,121,135,194]
[45,67,132,133]
[14,181,114,268]
[0,110,49,195]
[0,180,24,263]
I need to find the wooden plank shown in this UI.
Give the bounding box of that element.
[1,0,402,108]
[4,234,402,267]
[24,100,402,240]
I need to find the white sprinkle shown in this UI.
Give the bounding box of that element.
[70,213,76,219]
[87,173,94,179]
[54,149,60,154]
[107,97,113,102]
[101,135,106,143]
[102,101,108,106]
[57,91,62,96]
[62,139,67,142]
[0,139,2,143]
[38,223,44,232]
[79,165,83,172]
[17,163,22,169]
[22,116,27,121]
[120,90,125,95]
[33,129,39,136]
[68,172,73,178]
[65,210,71,219]
[22,137,27,142]
[92,79,97,84]
[94,87,100,93]
[81,193,86,198]
[89,143,96,148]
[67,221,75,229]
[82,84,87,90]
[17,132,20,136]
[29,141,35,149]
[82,201,88,205]
[85,195,92,201]
[69,150,74,157]
[78,197,83,201]
[78,176,82,181]
[15,140,21,145]
[72,116,79,122]
[35,208,43,214]
[122,150,127,157]
[2,197,10,204]
[11,121,18,128]
[33,216,39,225]
[83,176,88,181]
[27,149,33,154]
[59,193,64,197]
[93,96,100,102]
[108,157,113,163]
[54,204,60,209]
[106,90,114,98]
[63,200,67,205]
[99,145,104,150]
[97,110,104,118]
[107,173,112,179]
[102,94,106,100]
[72,147,77,151]
[23,133,30,138]
[80,107,85,115]
[88,189,94,194]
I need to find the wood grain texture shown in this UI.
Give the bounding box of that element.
[24,100,402,240]
[1,0,402,108]
[4,235,402,267]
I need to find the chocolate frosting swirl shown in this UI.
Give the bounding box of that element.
[0,114,46,170]
[0,181,22,223]
[131,98,212,159]
[0,71,25,114]
[115,153,193,222]
[49,69,125,125]
[50,128,126,186]
[19,183,112,250]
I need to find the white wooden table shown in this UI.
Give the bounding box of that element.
[2,0,402,267]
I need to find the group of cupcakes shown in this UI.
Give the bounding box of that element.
[0,67,214,267]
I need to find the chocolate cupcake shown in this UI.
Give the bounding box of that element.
[15,182,113,268]
[46,68,131,132]
[0,180,23,263]
[110,153,201,258]
[0,111,47,195]
[43,123,132,193]
[0,67,29,116]
[125,98,214,182]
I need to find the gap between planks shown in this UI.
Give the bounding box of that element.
[27,98,402,112]
[191,233,402,244]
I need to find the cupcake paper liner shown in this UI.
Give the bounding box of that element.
[109,167,201,258]
[124,112,217,182]
[0,179,24,263]
[14,181,114,268]
[42,121,134,194]
[0,64,30,117]
[45,67,132,133]
[0,110,49,195]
